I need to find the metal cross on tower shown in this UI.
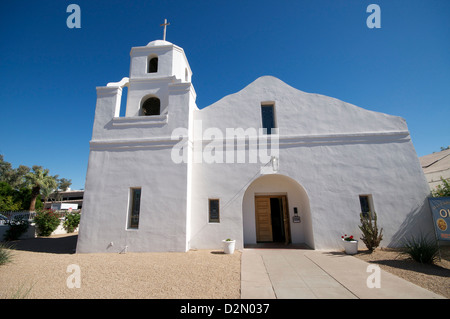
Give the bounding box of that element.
[160,19,170,41]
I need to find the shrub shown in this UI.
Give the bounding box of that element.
[359,211,383,252]
[33,209,61,236]
[0,242,13,265]
[403,234,439,264]
[63,212,80,233]
[3,216,29,241]
[431,177,450,197]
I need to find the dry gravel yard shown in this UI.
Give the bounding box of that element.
[355,246,450,299]
[0,234,241,299]
[1,233,449,299]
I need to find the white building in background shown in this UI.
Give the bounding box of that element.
[76,39,433,253]
[43,189,84,210]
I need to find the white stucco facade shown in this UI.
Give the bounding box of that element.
[76,40,433,253]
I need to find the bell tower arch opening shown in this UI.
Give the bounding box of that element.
[148,55,158,73]
[141,96,161,116]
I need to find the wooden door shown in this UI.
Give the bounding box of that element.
[281,196,291,245]
[255,196,273,242]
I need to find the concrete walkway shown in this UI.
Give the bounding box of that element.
[241,248,445,299]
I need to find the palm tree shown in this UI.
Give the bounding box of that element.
[25,166,57,211]
[41,182,56,209]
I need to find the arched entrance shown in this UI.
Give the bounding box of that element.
[242,174,314,248]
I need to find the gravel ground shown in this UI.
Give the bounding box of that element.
[0,233,241,299]
[1,233,448,299]
[354,246,450,299]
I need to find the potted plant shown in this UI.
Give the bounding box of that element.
[341,234,358,255]
[222,238,236,254]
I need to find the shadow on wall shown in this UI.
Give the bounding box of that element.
[388,198,435,248]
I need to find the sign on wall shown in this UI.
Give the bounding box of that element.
[428,197,450,241]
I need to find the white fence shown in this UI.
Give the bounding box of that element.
[0,210,81,224]
[0,211,36,225]
[0,210,81,239]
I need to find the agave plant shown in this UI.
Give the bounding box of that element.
[403,233,440,264]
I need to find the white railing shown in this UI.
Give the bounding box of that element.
[0,211,34,224]
[0,210,81,225]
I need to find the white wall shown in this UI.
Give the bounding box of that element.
[78,40,433,253]
[189,76,433,251]
[77,141,190,253]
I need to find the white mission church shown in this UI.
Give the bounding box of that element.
[76,38,433,253]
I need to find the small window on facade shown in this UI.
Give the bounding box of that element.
[128,188,141,229]
[359,195,373,219]
[209,199,220,223]
[141,97,160,116]
[148,57,158,73]
[261,104,276,134]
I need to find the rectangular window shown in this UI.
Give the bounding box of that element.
[128,188,141,229]
[261,104,276,134]
[209,199,220,223]
[359,195,373,219]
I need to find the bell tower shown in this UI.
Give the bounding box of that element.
[90,37,196,143]
[123,39,193,117]
[79,35,197,253]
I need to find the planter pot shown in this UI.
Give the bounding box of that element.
[342,239,358,255]
[222,240,236,254]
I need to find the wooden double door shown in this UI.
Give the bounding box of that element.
[255,195,291,244]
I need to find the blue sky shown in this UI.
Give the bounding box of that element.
[0,0,449,190]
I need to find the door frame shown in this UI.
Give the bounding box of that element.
[254,195,291,244]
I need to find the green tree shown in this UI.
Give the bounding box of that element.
[16,187,42,211]
[0,155,13,181]
[0,182,22,211]
[57,178,72,191]
[41,182,55,207]
[0,155,30,190]
[25,166,57,211]
[9,165,30,189]
[1,155,70,211]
